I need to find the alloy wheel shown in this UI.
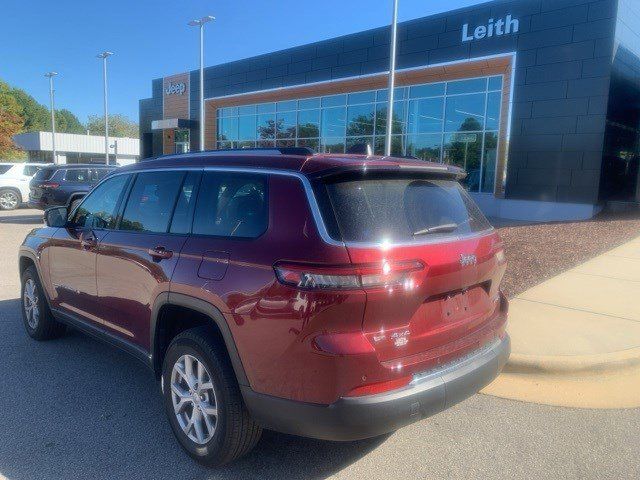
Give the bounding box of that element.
[0,191,18,210]
[171,354,218,445]
[23,279,40,329]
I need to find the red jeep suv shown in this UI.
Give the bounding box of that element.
[19,149,509,465]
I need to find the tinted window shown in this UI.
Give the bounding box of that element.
[64,169,89,182]
[193,172,267,238]
[120,171,186,233]
[170,172,201,234]
[33,168,56,182]
[317,175,491,243]
[0,165,11,175]
[72,175,129,229]
[23,165,42,176]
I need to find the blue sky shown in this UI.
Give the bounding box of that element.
[0,0,485,124]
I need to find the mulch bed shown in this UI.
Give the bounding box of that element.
[496,210,640,299]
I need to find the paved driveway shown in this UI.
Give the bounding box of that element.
[0,209,638,480]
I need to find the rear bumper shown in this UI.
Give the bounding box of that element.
[242,334,510,441]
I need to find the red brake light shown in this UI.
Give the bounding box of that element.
[274,260,424,291]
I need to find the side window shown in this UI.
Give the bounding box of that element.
[23,165,41,176]
[170,172,202,234]
[65,169,89,182]
[119,171,186,233]
[96,169,112,181]
[72,175,130,229]
[193,172,268,238]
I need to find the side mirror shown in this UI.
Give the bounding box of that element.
[44,206,69,228]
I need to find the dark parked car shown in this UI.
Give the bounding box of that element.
[19,149,509,466]
[28,164,116,210]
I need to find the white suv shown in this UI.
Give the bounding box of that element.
[0,162,48,210]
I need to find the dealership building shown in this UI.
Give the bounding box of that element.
[139,0,639,221]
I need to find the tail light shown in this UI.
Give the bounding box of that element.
[39,182,60,189]
[274,260,424,291]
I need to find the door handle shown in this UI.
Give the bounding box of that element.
[148,246,173,260]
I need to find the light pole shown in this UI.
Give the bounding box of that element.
[44,72,58,164]
[97,51,114,164]
[188,15,215,151]
[385,0,399,157]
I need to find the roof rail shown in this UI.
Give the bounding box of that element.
[140,147,315,161]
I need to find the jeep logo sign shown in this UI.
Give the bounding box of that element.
[462,14,519,42]
[165,82,186,96]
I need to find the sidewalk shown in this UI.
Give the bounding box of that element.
[482,235,640,409]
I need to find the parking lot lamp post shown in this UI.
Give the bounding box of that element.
[385,0,399,157]
[188,15,215,151]
[97,51,114,164]
[44,72,58,164]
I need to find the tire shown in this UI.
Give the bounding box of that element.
[21,266,66,341]
[161,326,262,466]
[0,188,20,211]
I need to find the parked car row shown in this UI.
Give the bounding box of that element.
[0,162,116,211]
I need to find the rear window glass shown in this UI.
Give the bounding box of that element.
[0,165,12,175]
[316,175,491,243]
[33,168,55,182]
[23,165,42,176]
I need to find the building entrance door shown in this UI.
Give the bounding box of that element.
[175,129,190,153]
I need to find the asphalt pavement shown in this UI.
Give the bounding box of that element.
[0,208,638,480]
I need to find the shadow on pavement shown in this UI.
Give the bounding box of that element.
[0,298,387,480]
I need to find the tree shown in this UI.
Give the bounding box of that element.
[87,114,139,138]
[3,81,85,134]
[56,109,85,134]
[0,80,25,159]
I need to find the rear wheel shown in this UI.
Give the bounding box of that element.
[161,327,262,466]
[21,266,66,340]
[0,189,20,210]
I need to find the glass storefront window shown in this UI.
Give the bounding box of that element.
[407,97,444,134]
[407,133,442,162]
[322,137,345,153]
[444,93,486,132]
[447,78,487,95]
[409,83,445,98]
[321,107,346,137]
[375,100,405,136]
[485,91,502,131]
[298,109,320,138]
[346,104,375,137]
[276,111,297,139]
[216,75,504,193]
[482,132,498,193]
[238,115,256,141]
[257,113,275,139]
[443,132,483,191]
[488,76,503,91]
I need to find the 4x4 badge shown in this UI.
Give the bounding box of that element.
[460,254,477,267]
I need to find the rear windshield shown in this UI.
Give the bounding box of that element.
[0,165,12,175]
[315,175,492,243]
[32,168,55,182]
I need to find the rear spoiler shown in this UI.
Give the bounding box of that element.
[308,163,467,181]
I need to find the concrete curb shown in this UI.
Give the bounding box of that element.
[504,346,640,375]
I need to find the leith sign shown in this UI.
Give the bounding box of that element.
[462,14,519,42]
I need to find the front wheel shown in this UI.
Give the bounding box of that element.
[21,266,66,340]
[161,327,262,466]
[0,189,20,210]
